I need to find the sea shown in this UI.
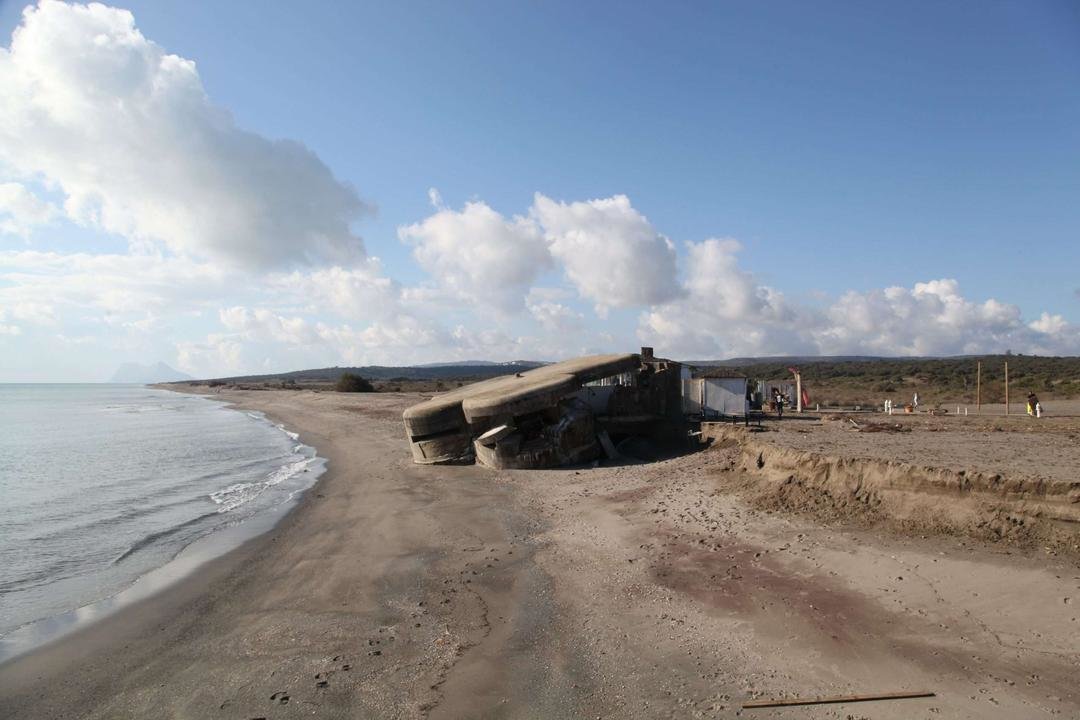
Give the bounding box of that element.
[0,384,324,660]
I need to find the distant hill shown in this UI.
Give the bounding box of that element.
[199,361,548,385]
[412,359,549,368]
[111,362,193,384]
[180,354,1080,404]
[687,355,896,366]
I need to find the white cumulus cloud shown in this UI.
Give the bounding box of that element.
[269,261,403,321]
[532,193,680,315]
[1029,312,1067,335]
[0,182,60,237]
[218,306,320,346]
[398,195,551,312]
[0,0,369,268]
[526,298,584,333]
[398,191,683,318]
[638,238,801,357]
[817,279,1028,356]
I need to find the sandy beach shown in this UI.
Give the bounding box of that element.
[2,388,1078,719]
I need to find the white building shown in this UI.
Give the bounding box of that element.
[683,368,749,418]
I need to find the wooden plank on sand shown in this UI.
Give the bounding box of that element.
[742,690,935,709]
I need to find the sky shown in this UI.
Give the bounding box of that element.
[1,0,1078,381]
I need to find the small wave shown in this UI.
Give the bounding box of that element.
[6,453,293,521]
[244,410,299,441]
[16,492,205,541]
[0,555,87,594]
[112,511,218,564]
[209,457,312,513]
[276,423,300,441]
[239,408,300,442]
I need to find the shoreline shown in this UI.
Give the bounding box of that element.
[0,388,501,720]
[0,386,325,664]
[0,388,324,664]
[3,388,1077,719]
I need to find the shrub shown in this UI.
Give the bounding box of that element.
[335,372,375,393]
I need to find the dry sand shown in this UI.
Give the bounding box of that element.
[1,388,1078,719]
[709,403,1080,551]
[771,401,1080,486]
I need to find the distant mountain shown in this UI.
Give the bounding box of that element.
[111,362,193,384]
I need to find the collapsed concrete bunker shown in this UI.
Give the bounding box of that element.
[402,348,685,469]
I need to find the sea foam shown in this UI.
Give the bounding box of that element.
[209,457,314,513]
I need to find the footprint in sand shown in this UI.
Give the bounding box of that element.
[270,691,290,704]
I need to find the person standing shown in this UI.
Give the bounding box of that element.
[913,392,920,410]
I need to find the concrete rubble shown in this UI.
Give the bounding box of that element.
[402,348,685,469]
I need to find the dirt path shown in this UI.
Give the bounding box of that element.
[1,389,1076,719]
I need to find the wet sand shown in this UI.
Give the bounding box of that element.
[1,388,1078,719]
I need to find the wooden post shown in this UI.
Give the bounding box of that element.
[976,361,981,414]
[1004,361,1009,416]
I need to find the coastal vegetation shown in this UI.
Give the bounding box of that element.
[718,354,1080,406]
[334,372,375,393]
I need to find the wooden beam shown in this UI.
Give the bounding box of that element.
[743,690,935,709]
[1004,360,1009,416]
[976,360,981,414]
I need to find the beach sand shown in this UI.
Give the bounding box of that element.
[1,388,1078,718]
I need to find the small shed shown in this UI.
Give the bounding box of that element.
[683,368,749,418]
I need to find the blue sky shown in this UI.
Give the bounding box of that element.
[1,0,1078,380]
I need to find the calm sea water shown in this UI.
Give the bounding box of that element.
[0,384,323,649]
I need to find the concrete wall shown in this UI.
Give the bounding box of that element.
[576,385,616,414]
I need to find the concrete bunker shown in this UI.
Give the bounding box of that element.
[402,348,685,469]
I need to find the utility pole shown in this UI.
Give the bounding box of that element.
[976,360,981,414]
[1004,361,1009,416]
[787,366,803,413]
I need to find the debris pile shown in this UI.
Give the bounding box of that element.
[402,349,685,469]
